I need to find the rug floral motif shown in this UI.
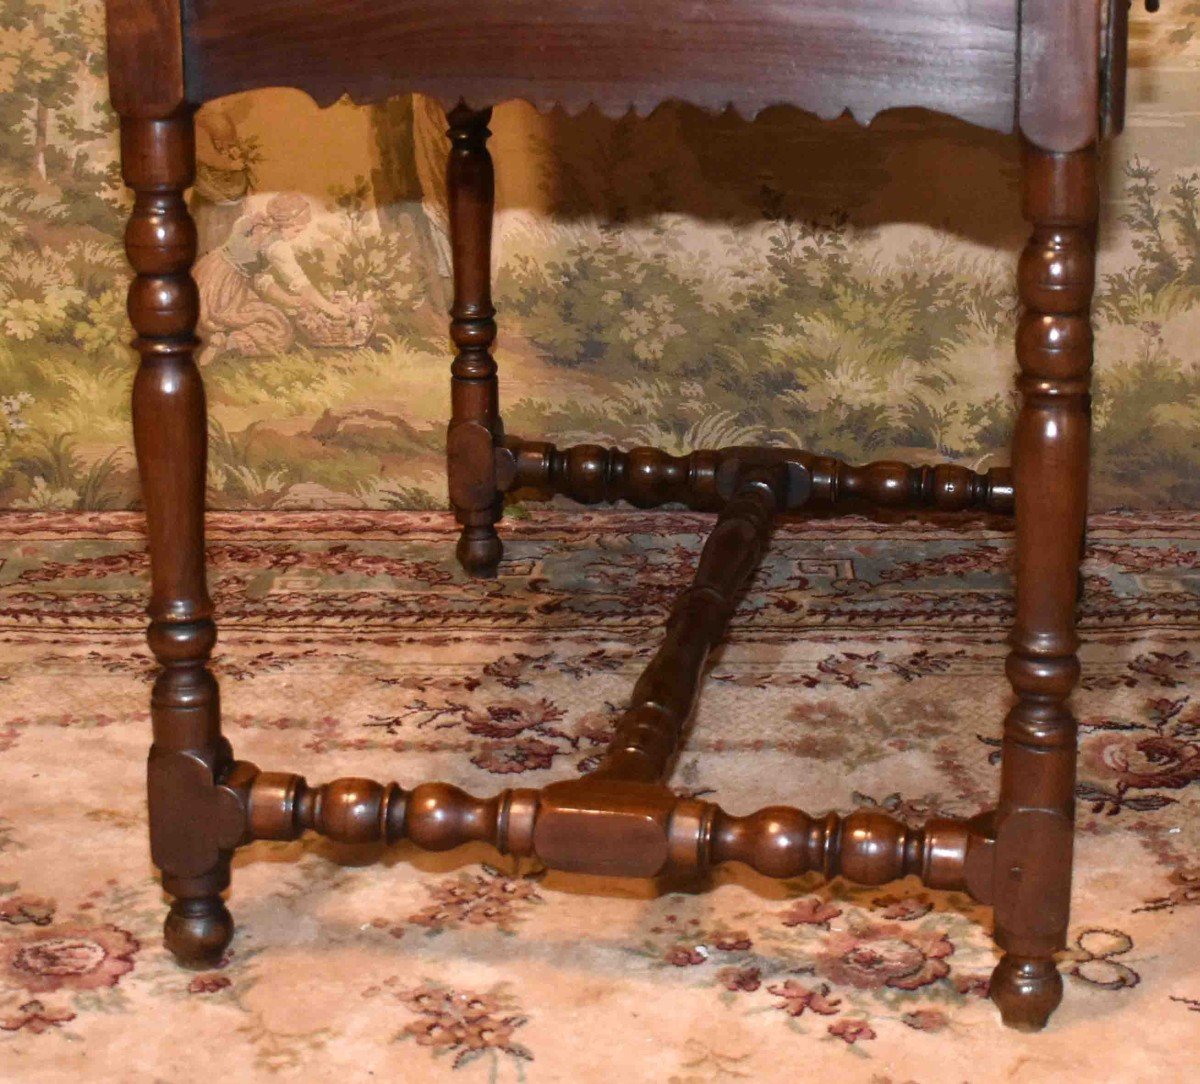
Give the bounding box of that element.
[0,510,1197,1082]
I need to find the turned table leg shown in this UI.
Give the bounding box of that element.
[991,143,1097,1030]
[446,104,503,577]
[123,112,234,967]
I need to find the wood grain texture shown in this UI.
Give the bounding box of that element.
[105,0,1133,1030]
[183,0,1021,134]
[234,763,995,900]
[106,0,186,116]
[1100,0,1129,138]
[499,438,1014,514]
[589,468,788,784]
[123,112,235,967]
[1018,0,1102,150]
[990,142,1098,1032]
[445,106,504,577]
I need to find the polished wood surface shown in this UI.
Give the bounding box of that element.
[183,0,1023,135]
[1018,0,1102,151]
[105,0,184,116]
[124,112,235,966]
[104,0,1145,1031]
[590,466,790,784]
[499,438,1014,514]
[990,143,1098,1030]
[445,106,504,577]
[227,764,995,898]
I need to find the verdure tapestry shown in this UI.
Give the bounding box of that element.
[0,2,1197,511]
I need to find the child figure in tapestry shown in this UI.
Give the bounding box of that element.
[195,192,373,359]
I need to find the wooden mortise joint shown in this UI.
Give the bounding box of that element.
[497,438,1013,514]
[147,752,251,880]
[233,768,994,902]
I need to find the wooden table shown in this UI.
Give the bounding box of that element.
[105,0,1150,1030]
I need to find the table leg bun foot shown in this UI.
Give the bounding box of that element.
[164,896,234,969]
[990,954,1062,1031]
[457,526,502,578]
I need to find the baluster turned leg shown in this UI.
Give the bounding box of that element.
[123,113,233,966]
[446,105,503,577]
[990,143,1097,1030]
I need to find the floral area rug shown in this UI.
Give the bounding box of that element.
[0,509,1198,1083]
